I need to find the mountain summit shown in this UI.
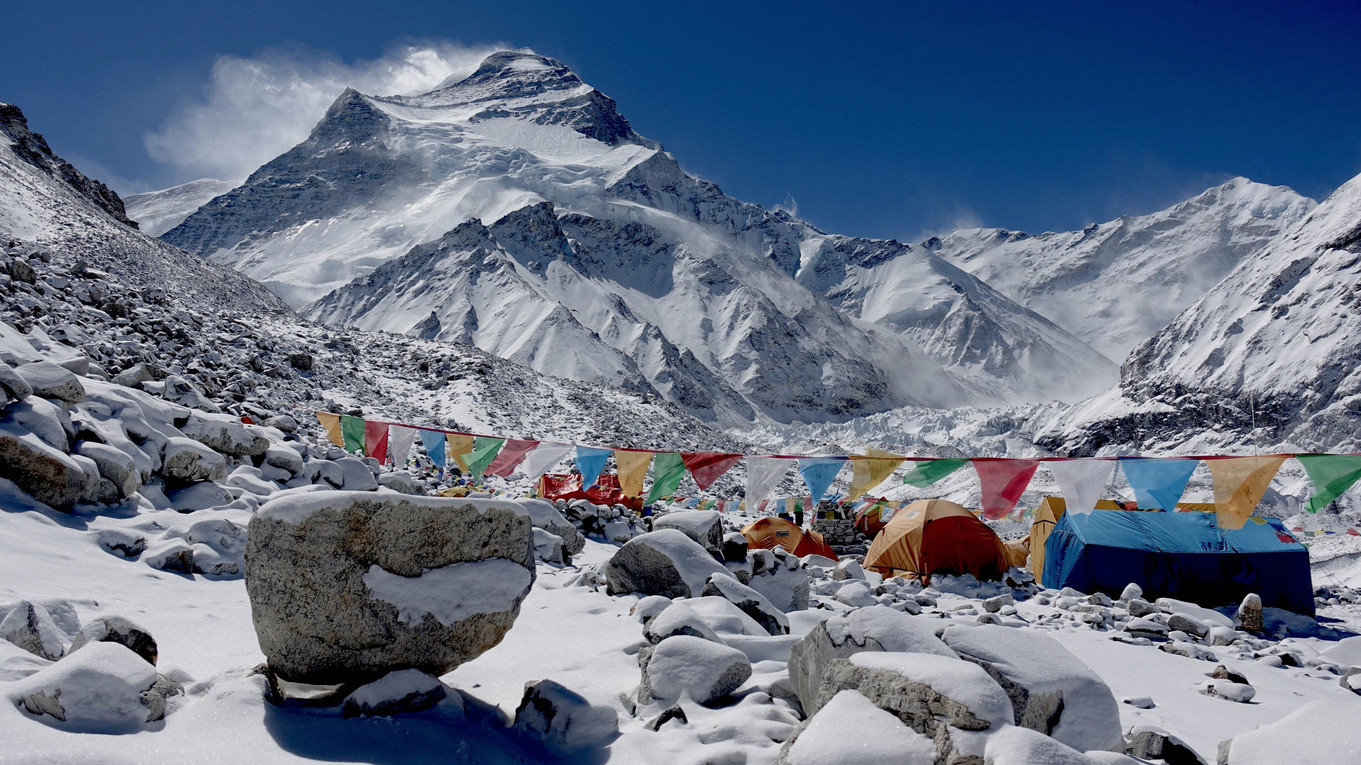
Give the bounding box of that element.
[160,51,1124,422]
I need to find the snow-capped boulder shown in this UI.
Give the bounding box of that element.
[982,725,1107,765]
[74,441,140,499]
[603,529,729,599]
[776,689,938,765]
[835,581,878,608]
[160,436,227,483]
[827,652,1013,734]
[1217,699,1361,764]
[654,510,723,557]
[376,471,422,495]
[0,601,66,660]
[7,642,181,732]
[533,527,568,565]
[1126,725,1207,765]
[721,531,748,562]
[1237,593,1264,633]
[789,606,957,716]
[832,559,867,581]
[637,635,751,705]
[179,410,268,457]
[0,426,87,510]
[0,639,51,681]
[513,678,619,752]
[261,443,303,477]
[245,492,535,684]
[701,573,789,636]
[334,456,378,491]
[66,615,158,666]
[0,361,34,401]
[166,480,234,512]
[940,624,1122,752]
[521,498,585,555]
[6,395,72,451]
[643,602,720,644]
[341,669,447,717]
[14,360,84,404]
[631,595,673,627]
[746,548,810,612]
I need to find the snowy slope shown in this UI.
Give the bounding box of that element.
[931,178,1315,359]
[1037,170,1361,455]
[124,179,237,237]
[162,51,1112,421]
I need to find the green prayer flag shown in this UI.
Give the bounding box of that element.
[1298,454,1361,513]
[340,415,365,454]
[464,437,506,480]
[902,459,967,488]
[645,452,687,504]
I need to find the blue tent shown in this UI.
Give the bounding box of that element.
[1043,510,1313,615]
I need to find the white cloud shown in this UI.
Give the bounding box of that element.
[144,42,508,184]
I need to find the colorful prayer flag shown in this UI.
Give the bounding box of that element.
[315,411,343,447]
[486,438,540,477]
[974,458,1039,520]
[902,459,967,488]
[1207,455,1289,530]
[364,420,389,464]
[615,450,654,498]
[1119,457,1198,510]
[418,430,446,470]
[464,436,506,480]
[1297,454,1361,513]
[521,442,573,482]
[848,449,905,501]
[798,458,844,503]
[681,452,742,490]
[1047,458,1115,515]
[387,425,418,468]
[575,446,612,487]
[747,457,793,510]
[446,433,474,474]
[646,452,687,504]
[340,415,365,454]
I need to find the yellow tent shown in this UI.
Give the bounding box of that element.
[1028,497,1130,580]
[741,517,839,560]
[864,499,1010,581]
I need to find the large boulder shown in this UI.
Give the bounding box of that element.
[746,548,811,612]
[7,642,181,732]
[0,601,66,660]
[701,573,790,635]
[245,492,535,684]
[67,615,158,666]
[521,498,586,555]
[654,510,724,557]
[0,361,34,401]
[14,361,84,404]
[940,624,1122,753]
[513,679,619,752]
[0,427,86,510]
[160,437,227,483]
[777,689,938,765]
[638,635,752,705]
[603,529,729,599]
[179,411,269,457]
[789,606,956,716]
[75,441,140,500]
[341,669,446,717]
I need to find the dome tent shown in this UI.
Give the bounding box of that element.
[1043,510,1313,615]
[742,517,839,560]
[863,499,1010,581]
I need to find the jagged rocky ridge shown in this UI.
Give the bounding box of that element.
[160,51,1116,423]
[1036,169,1361,455]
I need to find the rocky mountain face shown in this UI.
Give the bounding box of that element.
[162,51,1113,423]
[124,178,236,237]
[931,179,1316,360]
[0,102,138,228]
[1036,170,1361,455]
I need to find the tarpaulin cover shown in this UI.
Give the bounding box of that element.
[1042,509,1313,615]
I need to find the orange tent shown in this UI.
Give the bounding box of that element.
[742,517,839,561]
[863,499,1009,581]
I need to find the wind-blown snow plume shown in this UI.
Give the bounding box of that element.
[144,42,505,182]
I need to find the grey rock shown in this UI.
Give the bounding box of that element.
[521,498,586,555]
[983,593,1014,613]
[0,601,66,660]
[377,471,422,495]
[1168,613,1211,639]
[14,361,84,404]
[746,548,811,612]
[1210,665,1249,685]
[533,527,568,565]
[1127,598,1158,617]
[0,427,86,510]
[1341,667,1361,695]
[145,542,195,574]
[96,528,146,559]
[1127,725,1207,765]
[638,635,751,705]
[67,616,158,666]
[1236,594,1263,633]
[112,362,156,388]
[701,573,789,635]
[603,529,729,599]
[940,623,1123,753]
[262,444,304,476]
[643,602,720,644]
[0,361,33,401]
[721,532,748,562]
[341,669,446,717]
[335,456,378,491]
[654,510,723,557]
[264,414,298,432]
[788,606,956,716]
[179,411,268,457]
[245,492,535,684]
[513,679,619,750]
[160,437,227,483]
[11,642,182,730]
[75,441,140,499]
[166,480,234,511]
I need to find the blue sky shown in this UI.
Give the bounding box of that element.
[3,0,1359,240]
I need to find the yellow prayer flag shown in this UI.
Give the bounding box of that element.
[615,450,654,498]
[315,411,344,447]
[848,448,906,501]
[1208,455,1289,530]
[446,433,474,474]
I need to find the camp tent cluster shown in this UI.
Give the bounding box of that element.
[315,412,1361,533]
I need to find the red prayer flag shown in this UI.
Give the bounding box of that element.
[363,420,389,464]
[973,458,1040,520]
[1348,528,1360,537]
[682,452,743,490]
[486,439,540,477]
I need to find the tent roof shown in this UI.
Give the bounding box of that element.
[1057,510,1303,554]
